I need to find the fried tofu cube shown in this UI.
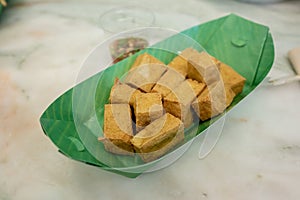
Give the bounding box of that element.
[187,51,220,85]
[210,55,221,67]
[131,53,164,70]
[109,78,143,106]
[134,92,163,130]
[191,81,236,121]
[168,56,188,77]
[151,68,185,98]
[98,104,134,155]
[219,62,246,94]
[163,79,205,127]
[168,48,222,79]
[168,48,200,77]
[124,63,167,92]
[131,113,184,162]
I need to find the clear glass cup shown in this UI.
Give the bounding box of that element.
[99,5,155,34]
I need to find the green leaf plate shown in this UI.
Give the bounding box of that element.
[40,14,274,178]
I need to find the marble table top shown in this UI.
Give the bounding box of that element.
[0,0,300,199]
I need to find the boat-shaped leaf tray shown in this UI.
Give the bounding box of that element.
[40,14,274,178]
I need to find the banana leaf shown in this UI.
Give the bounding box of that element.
[40,14,274,178]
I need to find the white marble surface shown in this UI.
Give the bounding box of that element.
[1,0,300,199]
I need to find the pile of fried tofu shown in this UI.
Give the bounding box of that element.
[98,48,246,162]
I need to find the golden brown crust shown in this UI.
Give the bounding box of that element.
[100,104,134,155]
[110,78,143,106]
[99,47,246,161]
[168,56,188,77]
[209,55,221,68]
[219,62,246,95]
[124,63,167,92]
[131,113,184,162]
[192,82,236,121]
[133,92,163,130]
[131,53,164,70]
[151,68,185,98]
[168,48,200,77]
[98,138,135,155]
[187,51,220,85]
[163,79,205,127]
